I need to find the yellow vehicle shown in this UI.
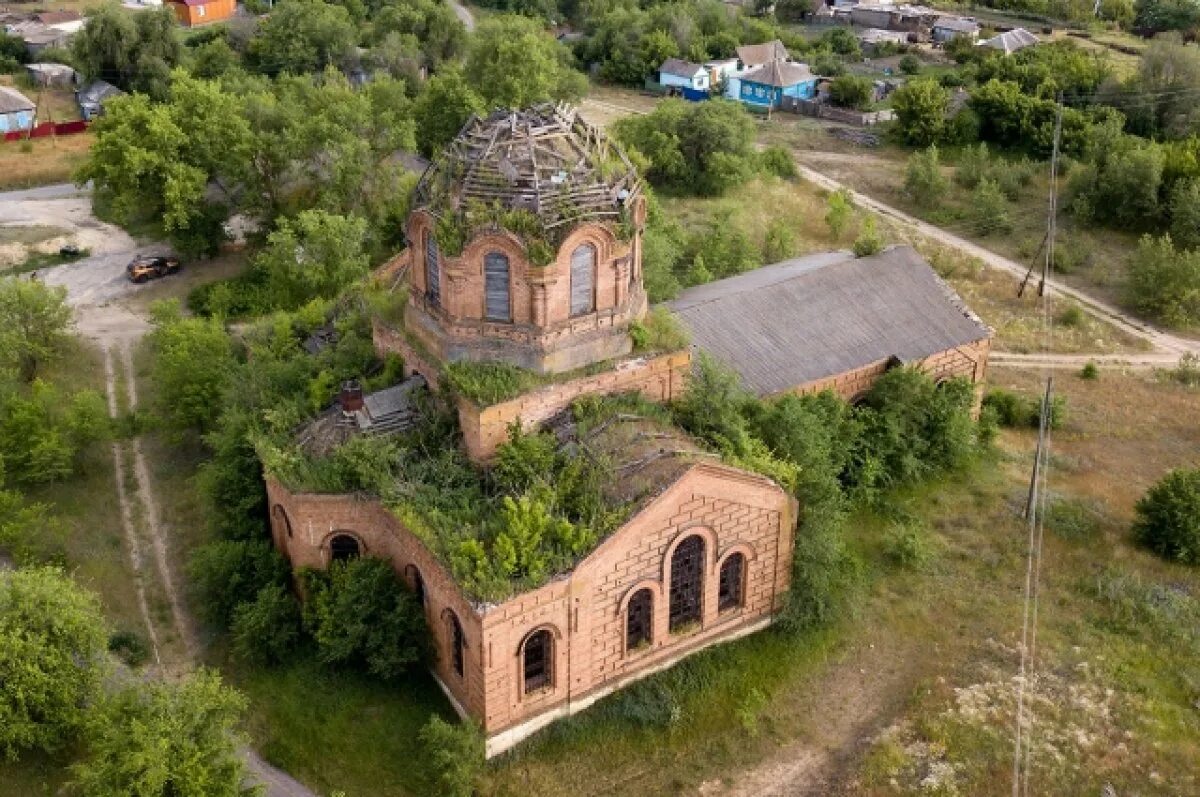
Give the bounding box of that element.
[126,255,181,283]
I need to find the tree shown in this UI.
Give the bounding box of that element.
[971,177,1012,235]
[304,557,428,679]
[613,99,757,195]
[188,539,289,628]
[1125,234,1200,326]
[0,278,72,382]
[72,669,251,797]
[853,216,883,257]
[248,0,357,75]
[828,74,873,110]
[825,188,853,239]
[890,79,949,147]
[413,67,485,157]
[368,0,466,68]
[0,379,108,486]
[0,567,108,760]
[148,301,236,432]
[904,145,948,207]
[954,141,991,189]
[1134,0,1200,34]
[255,210,369,309]
[899,53,921,75]
[1133,468,1200,564]
[419,716,484,797]
[465,15,587,109]
[71,5,182,97]
[1169,178,1200,250]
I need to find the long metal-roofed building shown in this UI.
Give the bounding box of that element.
[668,245,992,403]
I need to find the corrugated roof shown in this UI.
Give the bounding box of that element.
[982,27,1039,53]
[739,59,815,88]
[667,246,991,396]
[0,85,34,114]
[933,15,980,32]
[736,39,789,66]
[659,58,705,78]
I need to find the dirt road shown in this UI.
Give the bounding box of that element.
[448,0,475,30]
[1,184,318,797]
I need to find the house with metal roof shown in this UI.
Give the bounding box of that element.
[735,39,790,70]
[734,59,818,109]
[76,80,125,121]
[25,62,78,87]
[668,246,991,403]
[932,15,981,42]
[981,27,1039,54]
[0,86,35,133]
[657,58,710,94]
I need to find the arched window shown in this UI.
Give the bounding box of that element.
[405,564,426,607]
[329,534,360,561]
[668,536,705,632]
[447,611,465,677]
[271,505,293,538]
[569,243,596,317]
[483,252,510,321]
[626,588,653,651]
[424,229,440,307]
[522,629,552,694]
[718,553,746,612]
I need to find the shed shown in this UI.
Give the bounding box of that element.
[168,0,236,27]
[736,59,817,109]
[932,16,980,42]
[667,246,991,399]
[658,58,710,92]
[76,80,124,121]
[25,62,78,87]
[0,85,35,133]
[981,27,1038,53]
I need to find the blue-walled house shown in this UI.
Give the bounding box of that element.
[736,60,817,110]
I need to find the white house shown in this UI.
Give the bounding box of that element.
[657,58,710,93]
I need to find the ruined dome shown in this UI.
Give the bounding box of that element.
[414,103,642,240]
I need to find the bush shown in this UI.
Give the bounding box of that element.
[882,521,938,569]
[829,74,873,110]
[970,178,1012,236]
[1079,361,1099,380]
[107,629,150,667]
[1165,352,1200,386]
[148,300,236,432]
[629,306,690,353]
[825,188,854,240]
[1133,468,1200,565]
[303,557,429,679]
[955,142,991,190]
[758,145,797,179]
[1125,234,1200,328]
[898,53,921,74]
[982,388,1066,430]
[761,218,795,263]
[442,360,540,406]
[231,584,302,665]
[904,145,947,207]
[1057,302,1085,327]
[188,539,290,629]
[419,716,483,797]
[853,216,884,257]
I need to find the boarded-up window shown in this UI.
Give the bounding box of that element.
[523,629,552,693]
[448,611,465,677]
[718,553,745,612]
[425,230,440,307]
[626,589,652,650]
[669,536,704,631]
[484,252,510,321]
[570,243,596,317]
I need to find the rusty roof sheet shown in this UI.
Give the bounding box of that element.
[667,246,991,396]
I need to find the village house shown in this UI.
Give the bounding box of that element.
[734,59,818,109]
[24,62,78,88]
[656,58,711,95]
[167,0,236,26]
[0,86,35,133]
[734,39,790,71]
[263,104,992,758]
[76,80,124,121]
[981,27,1039,54]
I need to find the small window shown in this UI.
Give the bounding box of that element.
[197,4,205,15]
[425,230,441,307]
[523,629,552,694]
[718,553,745,612]
[271,505,293,538]
[329,534,360,561]
[668,536,705,632]
[484,252,510,321]
[569,244,596,317]
[626,589,653,651]
[405,564,426,607]
[448,611,465,677]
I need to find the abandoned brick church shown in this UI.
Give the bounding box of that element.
[264,104,991,756]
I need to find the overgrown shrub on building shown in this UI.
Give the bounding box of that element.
[1133,467,1200,565]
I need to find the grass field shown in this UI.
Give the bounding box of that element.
[0,133,93,191]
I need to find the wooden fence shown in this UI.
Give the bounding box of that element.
[778,97,894,126]
[3,120,89,142]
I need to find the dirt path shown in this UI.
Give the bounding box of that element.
[448,0,475,30]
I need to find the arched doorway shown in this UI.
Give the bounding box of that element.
[329,533,361,562]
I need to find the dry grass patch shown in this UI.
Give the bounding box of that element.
[0,133,93,191]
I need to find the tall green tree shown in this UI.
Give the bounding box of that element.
[464,15,588,108]
[148,301,236,432]
[0,278,72,383]
[248,0,357,75]
[890,78,949,147]
[72,4,183,97]
[255,210,370,309]
[0,567,108,760]
[413,67,485,157]
[72,669,252,797]
[904,145,948,207]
